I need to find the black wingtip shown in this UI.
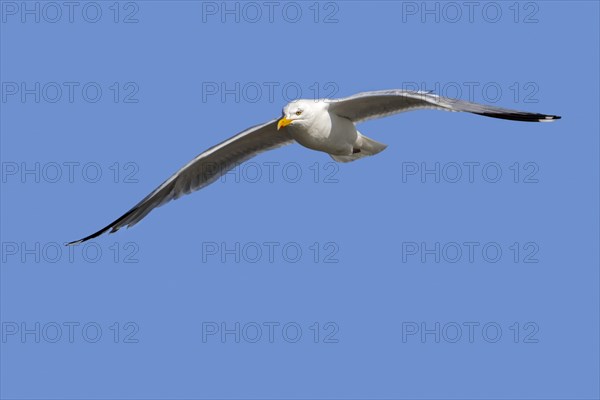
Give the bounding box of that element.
[65,207,139,246]
[474,112,562,122]
[65,228,110,246]
[538,114,561,122]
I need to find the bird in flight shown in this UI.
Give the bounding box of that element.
[67,89,560,245]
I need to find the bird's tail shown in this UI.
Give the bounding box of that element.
[330,133,388,163]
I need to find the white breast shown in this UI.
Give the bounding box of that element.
[290,110,358,156]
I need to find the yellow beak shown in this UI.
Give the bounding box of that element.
[277,117,293,130]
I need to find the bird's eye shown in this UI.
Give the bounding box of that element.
[295,110,303,116]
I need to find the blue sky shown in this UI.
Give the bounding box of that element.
[1,1,599,399]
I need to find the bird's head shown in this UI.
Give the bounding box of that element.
[277,100,324,131]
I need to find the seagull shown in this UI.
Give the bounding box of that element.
[67,89,560,245]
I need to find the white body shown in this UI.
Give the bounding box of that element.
[288,105,357,155]
[281,100,387,162]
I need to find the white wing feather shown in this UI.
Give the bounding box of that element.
[67,119,293,245]
[327,90,560,123]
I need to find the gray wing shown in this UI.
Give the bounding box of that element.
[67,119,293,245]
[327,89,560,123]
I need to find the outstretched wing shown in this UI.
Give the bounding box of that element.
[326,89,561,123]
[67,119,293,245]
